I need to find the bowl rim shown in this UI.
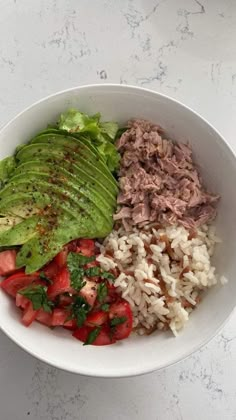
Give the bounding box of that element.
[0,83,236,378]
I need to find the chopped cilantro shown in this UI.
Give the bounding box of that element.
[110,316,127,327]
[19,285,54,313]
[70,296,91,327]
[84,266,100,277]
[67,252,95,269]
[83,327,101,345]
[97,282,108,303]
[100,303,110,312]
[67,252,87,290]
[100,271,115,282]
[67,252,115,291]
[70,267,86,291]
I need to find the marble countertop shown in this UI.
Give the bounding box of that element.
[0,1,236,419]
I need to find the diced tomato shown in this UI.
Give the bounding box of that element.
[77,239,95,257]
[36,309,53,327]
[21,302,39,327]
[0,250,17,276]
[84,260,100,282]
[47,267,72,299]
[106,283,119,302]
[57,294,74,308]
[15,293,29,309]
[52,308,76,328]
[43,260,59,279]
[67,240,78,252]
[85,310,108,327]
[54,247,68,268]
[79,280,97,306]
[109,299,133,340]
[73,325,116,346]
[1,271,39,297]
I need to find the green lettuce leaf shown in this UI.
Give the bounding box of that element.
[97,141,120,172]
[58,108,120,172]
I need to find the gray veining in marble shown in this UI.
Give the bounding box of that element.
[0,1,236,419]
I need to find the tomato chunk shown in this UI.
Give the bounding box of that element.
[79,280,97,306]
[57,294,74,308]
[54,248,68,268]
[77,239,95,257]
[47,267,72,299]
[73,325,115,346]
[109,300,133,340]
[21,302,39,327]
[0,250,17,276]
[36,309,53,327]
[43,261,59,279]
[85,310,108,327]
[16,293,29,309]
[1,271,39,297]
[52,308,76,328]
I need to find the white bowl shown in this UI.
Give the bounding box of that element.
[0,84,236,377]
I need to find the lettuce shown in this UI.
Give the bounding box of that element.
[58,109,120,172]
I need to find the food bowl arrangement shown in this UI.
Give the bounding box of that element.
[0,84,235,378]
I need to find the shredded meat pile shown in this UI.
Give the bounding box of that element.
[114,119,219,230]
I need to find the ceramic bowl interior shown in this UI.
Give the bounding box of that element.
[0,84,236,377]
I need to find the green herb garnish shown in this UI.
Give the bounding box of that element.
[97,282,108,303]
[67,252,89,290]
[19,285,54,312]
[67,252,115,290]
[84,266,100,277]
[100,271,115,281]
[70,296,91,327]
[67,252,95,269]
[83,327,101,345]
[110,316,127,327]
[39,271,53,285]
[100,303,110,312]
[85,266,115,282]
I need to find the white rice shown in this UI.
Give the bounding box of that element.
[97,224,221,336]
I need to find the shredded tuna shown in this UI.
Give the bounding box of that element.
[114,119,219,230]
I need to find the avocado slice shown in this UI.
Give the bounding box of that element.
[8,166,115,213]
[16,143,118,195]
[0,119,119,272]
[0,216,39,245]
[16,215,110,273]
[12,160,116,207]
[0,178,112,230]
[30,129,110,168]
[0,215,23,234]
[14,156,117,199]
[0,192,51,218]
[28,133,117,187]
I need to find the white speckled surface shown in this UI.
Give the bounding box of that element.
[0,1,236,419]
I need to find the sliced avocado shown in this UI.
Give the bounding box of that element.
[31,129,107,166]
[6,168,115,217]
[0,216,39,245]
[0,118,118,272]
[0,179,112,230]
[17,215,110,273]
[14,156,117,199]
[28,134,117,187]
[12,160,116,206]
[0,156,16,187]
[0,192,51,218]
[0,215,23,233]
[16,143,118,195]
